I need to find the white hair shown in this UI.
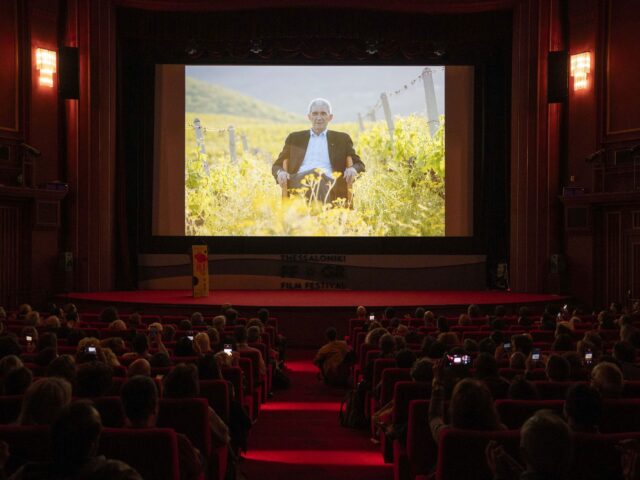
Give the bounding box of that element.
[308,98,332,114]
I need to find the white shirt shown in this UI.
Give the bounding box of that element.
[299,129,333,175]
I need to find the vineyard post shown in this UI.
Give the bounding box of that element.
[193,118,209,175]
[357,113,365,132]
[241,133,249,153]
[421,67,439,138]
[381,92,394,146]
[228,125,237,164]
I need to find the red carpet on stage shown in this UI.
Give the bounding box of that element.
[240,349,391,480]
[64,289,565,308]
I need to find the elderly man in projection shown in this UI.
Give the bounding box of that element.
[272,98,365,205]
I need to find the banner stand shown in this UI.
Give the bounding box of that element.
[192,245,209,297]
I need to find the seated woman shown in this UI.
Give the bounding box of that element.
[429,360,505,444]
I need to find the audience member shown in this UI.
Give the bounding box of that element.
[423,310,436,327]
[314,327,352,386]
[517,306,533,327]
[613,341,640,380]
[174,335,196,357]
[127,358,151,378]
[591,361,624,398]
[564,383,602,433]
[436,316,450,333]
[99,306,119,324]
[190,311,204,326]
[225,308,239,326]
[3,366,33,395]
[364,326,387,347]
[163,363,231,447]
[193,332,212,355]
[121,376,202,480]
[18,377,72,425]
[597,310,616,330]
[429,368,504,444]
[46,354,77,385]
[467,304,482,319]
[178,319,193,332]
[474,353,509,400]
[508,375,540,400]
[234,326,266,376]
[545,354,571,381]
[75,361,113,397]
[5,400,142,479]
[395,348,416,369]
[149,351,172,368]
[486,410,573,480]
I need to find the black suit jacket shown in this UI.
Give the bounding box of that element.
[272,130,365,199]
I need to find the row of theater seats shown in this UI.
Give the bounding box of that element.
[408,423,640,480]
[346,315,598,338]
[4,322,278,349]
[350,326,622,357]
[0,396,229,480]
[0,425,183,480]
[0,310,284,479]
[365,367,640,480]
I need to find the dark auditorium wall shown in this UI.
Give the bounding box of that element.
[0,0,65,307]
[1,0,640,308]
[563,0,640,308]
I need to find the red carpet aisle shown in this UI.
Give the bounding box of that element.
[240,350,392,480]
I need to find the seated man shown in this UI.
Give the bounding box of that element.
[314,327,352,386]
[121,376,203,480]
[486,410,573,480]
[273,98,365,205]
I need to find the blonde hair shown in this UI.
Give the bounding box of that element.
[109,319,127,331]
[193,332,211,355]
[148,322,164,333]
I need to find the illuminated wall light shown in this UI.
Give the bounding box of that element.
[570,52,591,91]
[35,48,57,87]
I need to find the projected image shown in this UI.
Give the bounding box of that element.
[185,66,445,237]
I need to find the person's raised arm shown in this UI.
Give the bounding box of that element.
[272,134,292,184]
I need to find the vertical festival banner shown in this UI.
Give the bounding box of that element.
[192,245,209,297]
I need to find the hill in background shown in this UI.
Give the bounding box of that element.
[186,77,304,123]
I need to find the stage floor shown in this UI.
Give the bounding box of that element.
[63,289,566,309]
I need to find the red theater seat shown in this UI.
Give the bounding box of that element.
[92,396,126,427]
[0,425,50,475]
[532,380,585,399]
[100,427,181,480]
[199,380,230,424]
[494,399,564,429]
[436,429,521,480]
[600,398,640,433]
[0,395,23,424]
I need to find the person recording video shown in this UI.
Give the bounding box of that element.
[272,98,365,205]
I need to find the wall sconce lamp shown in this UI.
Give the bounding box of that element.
[570,52,591,91]
[35,48,57,87]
